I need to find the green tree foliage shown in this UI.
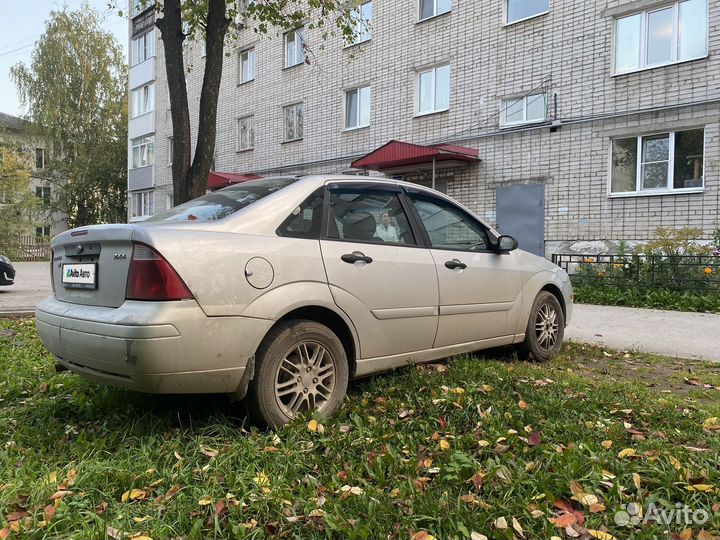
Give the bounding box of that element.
[122,0,357,205]
[11,6,128,227]
[0,143,38,254]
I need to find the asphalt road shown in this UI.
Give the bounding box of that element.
[0,262,51,316]
[1,264,718,362]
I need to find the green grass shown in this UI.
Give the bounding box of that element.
[1,318,719,540]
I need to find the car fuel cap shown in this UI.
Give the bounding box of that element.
[245,257,274,289]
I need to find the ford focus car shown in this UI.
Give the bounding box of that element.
[36,175,572,427]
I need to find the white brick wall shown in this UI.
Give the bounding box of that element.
[143,0,720,251]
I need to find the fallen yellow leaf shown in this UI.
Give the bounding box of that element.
[686,484,714,492]
[439,439,451,451]
[307,420,318,432]
[587,529,616,540]
[618,448,637,458]
[601,440,613,449]
[198,497,213,506]
[121,489,147,503]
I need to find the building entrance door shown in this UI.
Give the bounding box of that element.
[496,184,545,257]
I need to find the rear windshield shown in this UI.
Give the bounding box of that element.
[145,177,299,222]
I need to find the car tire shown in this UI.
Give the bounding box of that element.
[246,320,349,428]
[518,291,565,362]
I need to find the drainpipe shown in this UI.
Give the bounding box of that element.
[432,158,436,190]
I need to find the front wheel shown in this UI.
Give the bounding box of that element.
[246,320,349,428]
[518,291,565,362]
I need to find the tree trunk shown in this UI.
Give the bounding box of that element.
[187,0,230,200]
[156,0,229,206]
[155,0,192,205]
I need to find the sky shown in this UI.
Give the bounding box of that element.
[0,0,128,118]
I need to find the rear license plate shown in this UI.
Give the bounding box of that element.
[62,263,97,289]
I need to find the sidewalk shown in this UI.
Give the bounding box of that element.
[0,262,51,316]
[566,303,720,362]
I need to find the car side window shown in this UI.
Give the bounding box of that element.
[327,188,417,246]
[277,188,324,239]
[408,193,489,251]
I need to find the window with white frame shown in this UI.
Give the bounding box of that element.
[35,148,46,169]
[35,186,51,206]
[348,1,372,45]
[501,93,547,126]
[238,47,256,83]
[417,64,450,115]
[131,29,155,66]
[131,136,154,168]
[419,0,452,21]
[345,86,371,129]
[131,83,155,118]
[237,115,255,150]
[36,225,51,237]
[167,137,173,165]
[506,0,549,24]
[615,0,707,74]
[285,29,305,68]
[610,128,704,194]
[131,190,154,218]
[284,103,304,141]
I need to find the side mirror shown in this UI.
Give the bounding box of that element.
[497,235,519,253]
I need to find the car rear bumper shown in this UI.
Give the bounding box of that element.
[35,296,274,394]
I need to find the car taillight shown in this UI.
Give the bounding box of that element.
[50,250,55,292]
[125,243,193,301]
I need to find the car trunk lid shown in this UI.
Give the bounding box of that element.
[52,225,136,308]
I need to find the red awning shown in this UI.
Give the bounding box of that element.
[351,140,479,171]
[207,172,262,190]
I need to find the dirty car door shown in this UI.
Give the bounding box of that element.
[319,183,439,359]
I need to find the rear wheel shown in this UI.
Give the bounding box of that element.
[246,320,348,428]
[518,291,564,362]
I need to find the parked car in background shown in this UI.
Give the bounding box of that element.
[0,255,15,286]
[36,175,573,427]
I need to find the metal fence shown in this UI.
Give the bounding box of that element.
[0,235,51,262]
[552,253,720,294]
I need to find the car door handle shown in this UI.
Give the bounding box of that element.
[341,251,373,264]
[444,259,467,270]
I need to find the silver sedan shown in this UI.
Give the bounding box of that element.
[36,175,572,427]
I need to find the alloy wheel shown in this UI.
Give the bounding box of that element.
[534,302,559,351]
[274,341,336,417]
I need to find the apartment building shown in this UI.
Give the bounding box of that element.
[128,0,719,256]
[0,112,67,237]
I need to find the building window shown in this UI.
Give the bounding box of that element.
[285,29,305,68]
[237,115,255,151]
[131,29,155,66]
[419,0,451,21]
[417,64,450,115]
[131,190,154,218]
[36,225,51,237]
[131,83,155,118]
[283,103,304,142]
[501,93,547,126]
[348,1,372,45]
[35,148,46,169]
[238,47,256,83]
[614,0,707,74]
[35,186,51,206]
[506,0,549,24]
[166,193,174,211]
[167,137,173,165]
[131,136,154,168]
[610,128,704,194]
[345,86,371,129]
